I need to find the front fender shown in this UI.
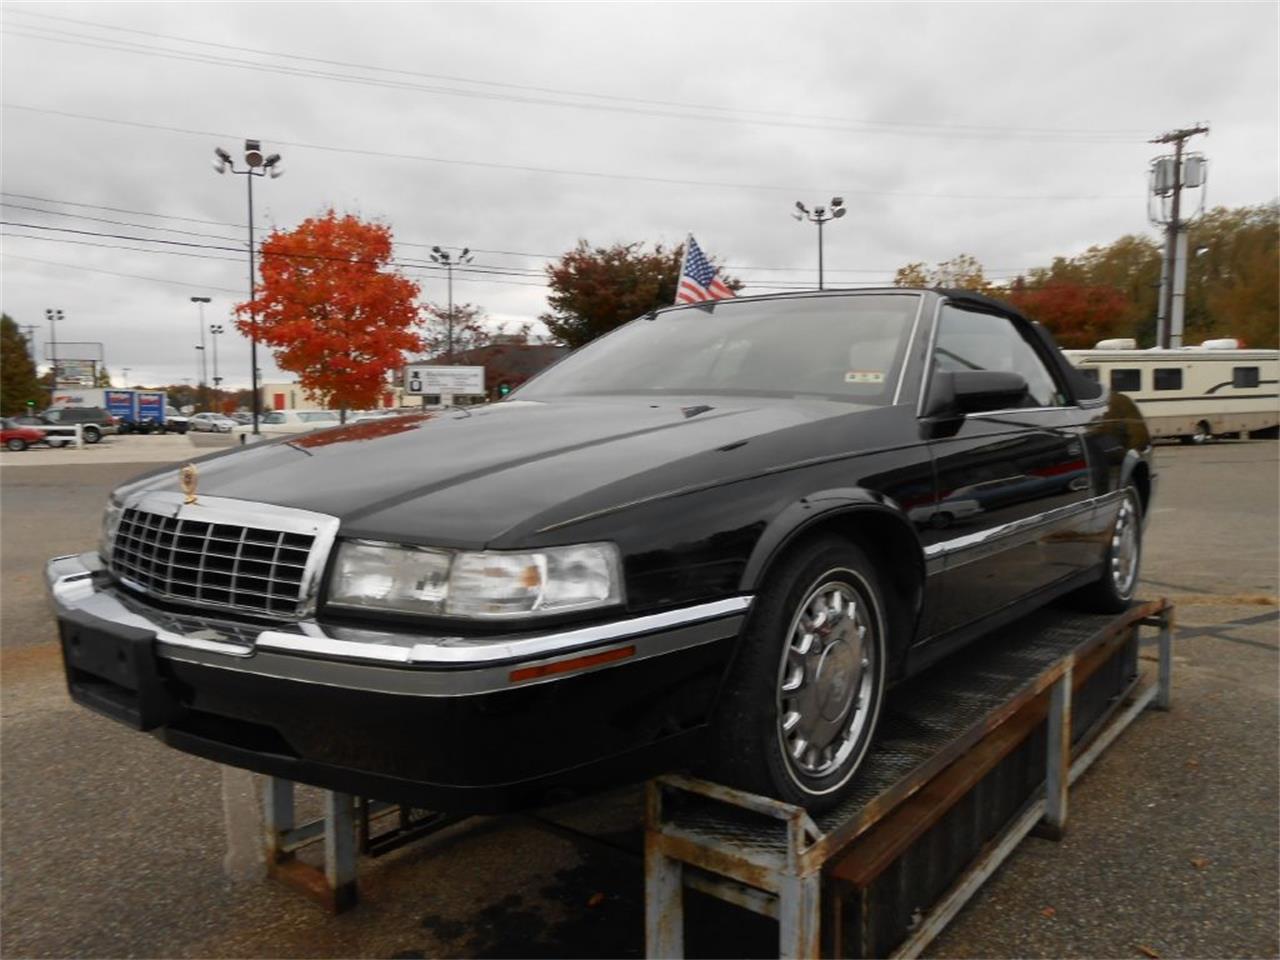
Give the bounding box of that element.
[738,487,924,593]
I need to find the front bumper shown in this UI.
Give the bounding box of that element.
[48,554,751,810]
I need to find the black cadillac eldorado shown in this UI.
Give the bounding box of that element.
[48,289,1153,812]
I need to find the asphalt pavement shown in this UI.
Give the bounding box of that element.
[1,438,1276,958]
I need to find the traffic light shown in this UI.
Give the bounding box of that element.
[498,383,512,398]
[25,400,35,410]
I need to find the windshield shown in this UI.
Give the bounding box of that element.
[516,294,921,404]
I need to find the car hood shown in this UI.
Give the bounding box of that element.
[117,396,897,547]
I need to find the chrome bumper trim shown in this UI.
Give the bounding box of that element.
[46,552,753,670]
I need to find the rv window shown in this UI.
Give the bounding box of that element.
[1110,369,1141,392]
[1233,367,1260,389]
[1078,368,1100,382]
[1153,368,1183,391]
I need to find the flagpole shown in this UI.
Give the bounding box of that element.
[674,233,692,305]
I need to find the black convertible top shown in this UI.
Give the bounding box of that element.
[936,288,1104,402]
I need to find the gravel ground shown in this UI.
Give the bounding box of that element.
[1,440,1275,958]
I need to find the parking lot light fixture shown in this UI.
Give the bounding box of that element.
[212,138,283,435]
[190,296,211,408]
[793,197,847,291]
[210,323,225,392]
[428,247,475,361]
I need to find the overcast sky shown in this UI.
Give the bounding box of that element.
[2,2,1276,389]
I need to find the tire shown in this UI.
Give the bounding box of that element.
[710,535,889,811]
[82,426,102,444]
[1076,486,1143,613]
[1190,421,1212,444]
[6,438,28,451]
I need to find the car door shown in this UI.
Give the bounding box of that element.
[918,303,1094,639]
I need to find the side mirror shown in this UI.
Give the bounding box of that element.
[924,370,1030,419]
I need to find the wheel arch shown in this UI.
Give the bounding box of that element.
[1119,450,1153,520]
[739,490,926,678]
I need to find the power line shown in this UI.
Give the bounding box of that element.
[0,251,245,293]
[0,229,554,287]
[0,200,247,244]
[3,11,1149,142]
[1,104,1141,203]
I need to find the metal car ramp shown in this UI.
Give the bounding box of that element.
[644,599,1173,959]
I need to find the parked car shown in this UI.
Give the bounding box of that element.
[230,409,343,437]
[41,406,118,444]
[188,413,238,433]
[47,289,1153,813]
[8,414,75,447]
[163,407,190,435]
[1,418,47,451]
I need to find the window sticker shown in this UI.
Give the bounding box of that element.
[845,371,885,384]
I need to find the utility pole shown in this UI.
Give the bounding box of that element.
[1149,124,1209,348]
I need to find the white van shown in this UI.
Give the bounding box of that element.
[1063,339,1279,443]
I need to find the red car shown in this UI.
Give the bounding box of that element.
[2,418,46,451]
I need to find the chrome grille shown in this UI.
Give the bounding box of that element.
[111,505,317,618]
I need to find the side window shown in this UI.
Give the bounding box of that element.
[1233,367,1260,389]
[1110,369,1141,392]
[1153,368,1183,391]
[1078,368,1100,382]
[932,306,1065,407]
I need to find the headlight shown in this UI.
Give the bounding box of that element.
[100,499,124,561]
[328,540,623,619]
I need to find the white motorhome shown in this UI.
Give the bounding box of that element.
[1063,338,1279,443]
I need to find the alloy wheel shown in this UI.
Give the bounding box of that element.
[775,574,878,786]
[1110,495,1140,598]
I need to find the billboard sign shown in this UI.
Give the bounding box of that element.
[404,365,485,395]
[54,359,96,386]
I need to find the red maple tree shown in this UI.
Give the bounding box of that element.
[1006,279,1132,349]
[236,211,423,411]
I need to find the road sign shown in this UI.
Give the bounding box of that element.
[404,365,485,395]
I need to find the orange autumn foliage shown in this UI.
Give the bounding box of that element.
[236,211,423,410]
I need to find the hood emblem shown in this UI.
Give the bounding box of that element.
[180,463,198,504]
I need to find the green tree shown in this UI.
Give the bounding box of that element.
[540,240,739,348]
[892,254,993,293]
[1188,203,1279,348]
[1,314,45,414]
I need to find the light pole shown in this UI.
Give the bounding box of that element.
[190,296,211,409]
[429,246,474,360]
[195,345,207,403]
[121,367,131,386]
[210,323,224,394]
[213,139,283,435]
[44,308,63,404]
[793,198,846,290]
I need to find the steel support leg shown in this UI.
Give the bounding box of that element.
[324,791,359,913]
[263,776,295,862]
[645,839,684,959]
[1156,611,1174,711]
[778,873,821,959]
[1042,664,1072,840]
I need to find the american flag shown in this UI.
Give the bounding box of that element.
[675,235,736,304]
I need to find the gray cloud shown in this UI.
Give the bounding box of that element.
[2,1,1275,389]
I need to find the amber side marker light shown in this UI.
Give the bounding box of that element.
[509,645,636,683]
